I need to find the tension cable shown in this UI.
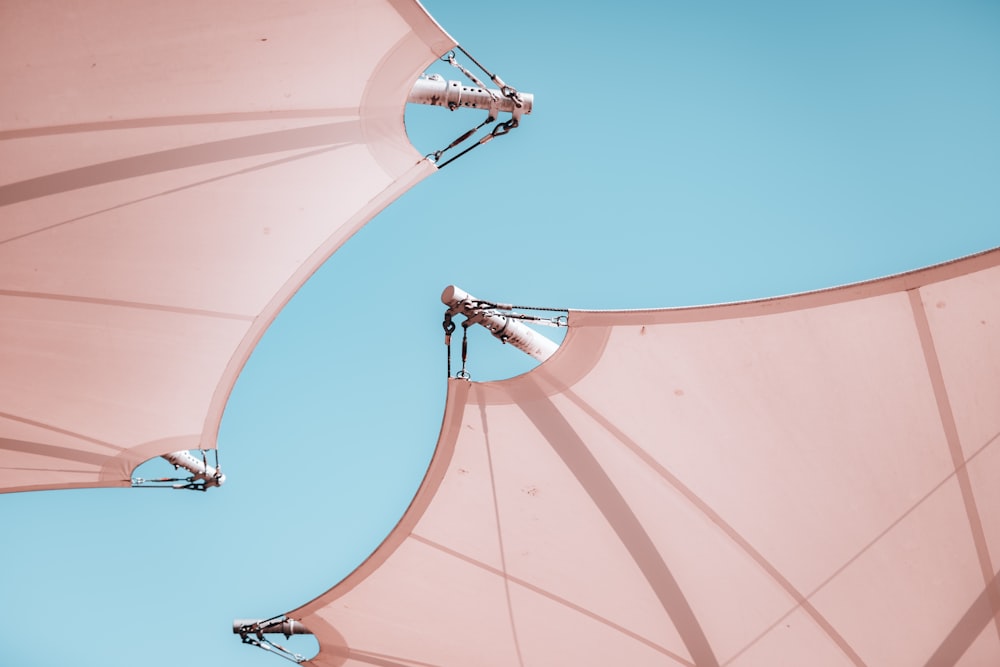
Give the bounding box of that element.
[236,618,306,664]
[453,44,524,108]
[459,320,471,379]
[434,119,519,169]
[443,311,456,378]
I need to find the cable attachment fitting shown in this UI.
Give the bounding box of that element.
[234,617,312,664]
[490,118,519,138]
[445,52,497,102]
[131,449,225,491]
[409,45,533,168]
[443,312,457,343]
[440,285,567,377]
[443,312,458,378]
[488,72,523,109]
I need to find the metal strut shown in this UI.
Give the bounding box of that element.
[441,285,566,378]
[131,449,225,491]
[408,74,531,120]
[406,46,533,167]
[234,617,312,663]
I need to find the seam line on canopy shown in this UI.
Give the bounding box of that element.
[922,567,1000,666]
[409,533,694,666]
[736,429,1000,665]
[0,289,254,321]
[346,648,441,667]
[908,288,1000,642]
[802,427,1000,602]
[0,121,359,207]
[557,387,867,667]
[517,382,720,667]
[1,466,94,474]
[0,411,122,451]
[0,437,110,466]
[0,145,341,246]
[0,109,358,141]
[477,398,526,667]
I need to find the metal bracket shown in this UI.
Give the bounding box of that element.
[441,285,564,367]
[408,74,533,121]
[131,449,225,491]
[234,617,311,663]
[408,46,533,167]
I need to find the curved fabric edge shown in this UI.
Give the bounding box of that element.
[392,0,458,51]
[0,0,456,495]
[98,434,204,486]
[573,246,1000,327]
[285,379,470,658]
[202,156,438,453]
[255,246,1000,664]
[472,246,1000,407]
[363,0,457,176]
[290,615,350,667]
[200,2,456,452]
[465,323,614,408]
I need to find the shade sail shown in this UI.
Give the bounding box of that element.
[0,0,454,493]
[287,248,1000,666]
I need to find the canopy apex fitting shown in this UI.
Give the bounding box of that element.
[234,617,311,663]
[442,285,560,362]
[233,618,312,638]
[407,74,534,121]
[408,46,533,167]
[132,449,225,491]
[162,450,225,488]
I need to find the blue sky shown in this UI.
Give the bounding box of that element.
[2,1,999,665]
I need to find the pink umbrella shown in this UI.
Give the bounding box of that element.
[249,248,1000,666]
[0,0,455,492]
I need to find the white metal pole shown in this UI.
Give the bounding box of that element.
[161,450,225,488]
[408,75,533,120]
[233,619,311,636]
[442,285,559,362]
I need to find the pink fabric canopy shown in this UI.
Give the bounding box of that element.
[288,248,1000,666]
[0,1,453,493]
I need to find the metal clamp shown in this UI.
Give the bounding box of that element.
[234,617,311,663]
